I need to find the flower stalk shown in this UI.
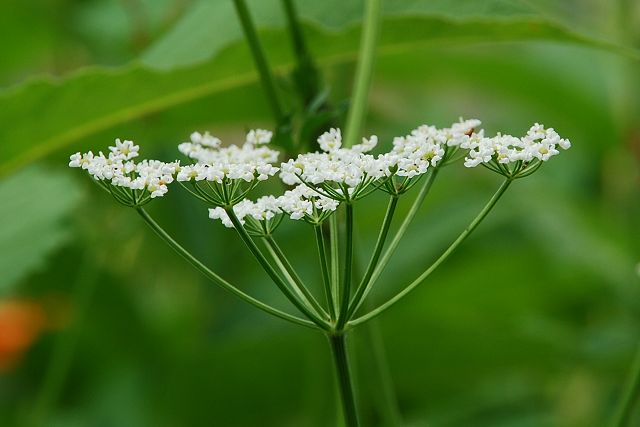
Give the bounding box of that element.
[224,206,331,330]
[337,202,355,330]
[315,224,336,320]
[135,207,316,329]
[350,177,513,326]
[263,235,329,319]
[348,194,398,318]
[348,168,439,317]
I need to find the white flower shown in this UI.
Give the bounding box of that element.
[246,129,273,145]
[109,139,140,160]
[68,151,94,168]
[352,135,378,153]
[317,128,342,152]
[190,131,221,148]
[209,207,236,228]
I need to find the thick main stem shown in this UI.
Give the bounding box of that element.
[343,0,381,148]
[232,0,286,124]
[328,333,359,427]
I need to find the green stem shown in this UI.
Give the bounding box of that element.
[315,224,336,320]
[608,342,640,427]
[328,333,360,427]
[330,214,341,316]
[136,208,316,329]
[232,0,286,124]
[347,195,398,319]
[281,0,320,104]
[337,203,355,329]
[225,207,330,330]
[263,235,329,319]
[351,178,512,326]
[343,0,381,148]
[350,169,438,316]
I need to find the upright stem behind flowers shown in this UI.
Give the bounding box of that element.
[281,0,320,105]
[351,178,513,326]
[232,0,286,125]
[343,0,381,148]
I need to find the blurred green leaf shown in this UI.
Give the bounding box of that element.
[0,167,83,293]
[141,0,627,70]
[2,0,639,175]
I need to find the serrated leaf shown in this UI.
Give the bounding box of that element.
[1,3,638,175]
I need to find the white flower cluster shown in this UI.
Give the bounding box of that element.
[281,120,482,198]
[208,185,339,229]
[70,121,570,215]
[69,139,179,199]
[463,123,571,168]
[280,129,388,195]
[177,129,279,183]
[382,119,481,178]
[277,185,339,221]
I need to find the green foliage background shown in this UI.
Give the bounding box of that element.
[1,0,639,426]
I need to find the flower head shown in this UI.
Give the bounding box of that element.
[280,129,388,201]
[177,129,280,206]
[462,123,570,177]
[69,140,178,206]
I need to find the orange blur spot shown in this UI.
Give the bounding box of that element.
[0,300,46,372]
